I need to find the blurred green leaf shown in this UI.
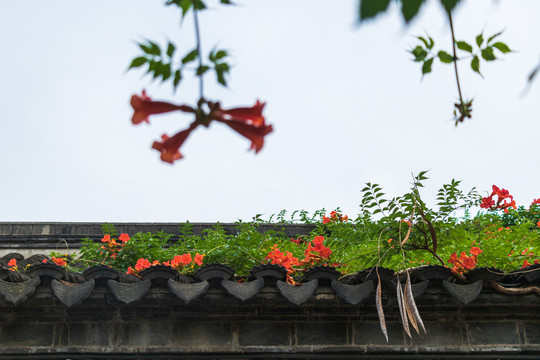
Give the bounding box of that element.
[358,0,391,21]
[418,36,429,49]
[179,0,192,17]
[411,46,428,61]
[148,60,156,73]
[139,43,153,55]
[428,36,435,50]
[487,31,504,44]
[440,0,461,13]
[401,0,426,23]
[492,42,511,54]
[215,62,230,72]
[173,69,182,89]
[476,33,484,48]
[152,61,163,79]
[196,65,210,76]
[456,41,472,53]
[194,0,207,10]
[481,47,496,61]
[471,55,481,75]
[162,63,172,81]
[422,57,434,75]
[128,56,147,69]
[214,50,228,60]
[215,62,230,86]
[437,50,454,63]
[216,70,226,86]
[166,42,176,58]
[148,41,161,56]
[182,49,199,64]
[166,0,206,18]
[209,48,228,62]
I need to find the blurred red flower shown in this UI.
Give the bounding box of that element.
[130,90,194,125]
[213,101,273,154]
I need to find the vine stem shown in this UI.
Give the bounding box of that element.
[192,2,204,100]
[447,11,463,103]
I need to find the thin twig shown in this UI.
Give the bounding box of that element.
[447,11,463,103]
[417,206,439,254]
[192,1,204,100]
[489,280,540,296]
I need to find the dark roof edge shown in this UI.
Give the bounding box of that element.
[0,222,316,236]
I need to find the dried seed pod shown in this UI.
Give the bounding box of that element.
[405,271,426,334]
[376,271,388,342]
[397,279,411,338]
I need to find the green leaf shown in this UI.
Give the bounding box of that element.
[492,42,511,54]
[428,36,434,50]
[437,50,454,63]
[180,0,192,17]
[220,0,233,3]
[165,0,193,18]
[214,62,230,86]
[411,46,428,62]
[358,0,391,21]
[216,69,227,86]
[152,61,163,79]
[162,63,172,81]
[440,0,461,13]
[138,43,153,55]
[422,57,434,75]
[456,41,472,53]
[148,60,156,73]
[128,56,147,69]
[182,49,199,64]
[487,31,503,44]
[166,42,176,58]
[476,33,484,48]
[215,62,230,72]
[401,0,426,23]
[471,55,481,75]
[194,0,206,10]
[214,50,228,60]
[196,65,210,76]
[173,69,182,89]
[481,47,496,61]
[148,41,161,56]
[417,36,429,49]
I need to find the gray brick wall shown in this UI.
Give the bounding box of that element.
[1,285,540,358]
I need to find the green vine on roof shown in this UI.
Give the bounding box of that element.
[46,172,540,279]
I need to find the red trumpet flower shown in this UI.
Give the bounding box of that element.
[130,90,194,125]
[213,101,273,154]
[130,90,272,163]
[152,122,198,164]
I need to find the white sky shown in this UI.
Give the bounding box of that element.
[1,0,539,222]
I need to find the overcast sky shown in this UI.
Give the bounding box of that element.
[1,0,539,223]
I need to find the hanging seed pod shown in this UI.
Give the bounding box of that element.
[396,279,411,338]
[404,271,426,334]
[376,271,388,342]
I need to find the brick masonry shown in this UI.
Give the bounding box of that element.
[0,285,539,358]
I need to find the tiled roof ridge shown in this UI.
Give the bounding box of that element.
[1,253,539,307]
[0,222,316,236]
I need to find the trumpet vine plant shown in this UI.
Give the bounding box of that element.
[10,171,532,340]
[39,171,540,281]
